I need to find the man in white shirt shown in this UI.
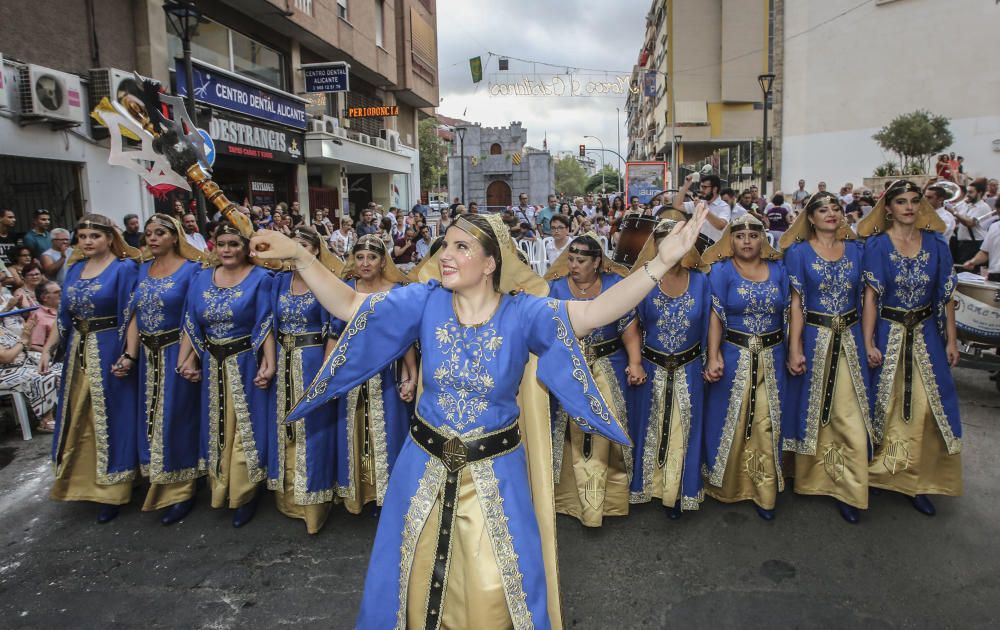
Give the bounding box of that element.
[582,192,598,217]
[183,213,207,251]
[961,221,1000,278]
[954,181,996,263]
[791,179,810,210]
[512,192,536,228]
[924,185,957,242]
[672,174,731,243]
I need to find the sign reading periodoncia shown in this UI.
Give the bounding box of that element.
[488,73,641,97]
[208,110,304,164]
[176,59,308,130]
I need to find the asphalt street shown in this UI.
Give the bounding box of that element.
[0,366,997,629]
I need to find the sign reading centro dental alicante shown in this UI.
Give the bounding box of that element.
[176,59,308,130]
[302,62,350,93]
[208,111,305,164]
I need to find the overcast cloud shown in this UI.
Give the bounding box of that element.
[436,0,649,167]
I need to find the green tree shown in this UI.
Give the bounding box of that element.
[872,110,953,175]
[584,165,623,194]
[418,117,447,195]
[554,156,588,197]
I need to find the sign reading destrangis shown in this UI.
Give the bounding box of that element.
[207,110,304,164]
[176,59,308,130]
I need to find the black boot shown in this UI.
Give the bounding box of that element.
[161,498,195,526]
[97,504,120,524]
[910,494,936,516]
[754,505,775,521]
[836,500,860,524]
[667,501,683,520]
[232,493,260,528]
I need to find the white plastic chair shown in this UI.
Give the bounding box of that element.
[0,388,32,440]
[597,235,610,255]
[533,239,549,274]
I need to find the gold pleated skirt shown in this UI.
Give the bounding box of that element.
[274,437,332,534]
[50,361,131,505]
[869,356,962,496]
[407,466,513,630]
[143,480,196,511]
[706,366,779,510]
[794,354,871,508]
[343,388,379,515]
[209,374,258,509]
[553,422,630,527]
[648,393,688,507]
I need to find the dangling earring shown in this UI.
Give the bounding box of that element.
[886,212,894,222]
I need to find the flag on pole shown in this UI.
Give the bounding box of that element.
[470,56,483,83]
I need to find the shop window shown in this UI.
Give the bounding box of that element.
[490,143,502,155]
[167,16,285,90]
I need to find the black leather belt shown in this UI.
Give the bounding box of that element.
[207,336,253,473]
[583,337,624,364]
[278,331,326,438]
[725,328,784,440]
[806,309,860,426]
[880,303,933,422]
[410,418,521,630]
[140,328,181,442]
[643,343,701,468]
[71,315,117,368]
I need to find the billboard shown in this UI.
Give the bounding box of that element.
[625,162,670,205]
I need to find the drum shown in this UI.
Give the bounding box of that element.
[612,215,658,267]
[954,280,1000,346]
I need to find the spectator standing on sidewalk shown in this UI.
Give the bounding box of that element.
[23,210,52,259]
[121,214,142,249]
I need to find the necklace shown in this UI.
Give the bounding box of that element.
[570,276,601,296]
[452,293,501,328]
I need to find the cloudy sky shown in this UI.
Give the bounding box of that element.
[435,0,649,167]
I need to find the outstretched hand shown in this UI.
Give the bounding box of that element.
[656,202,708,267]
[250,230,304,263]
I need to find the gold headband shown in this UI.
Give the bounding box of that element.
[804,191,840,214]
[454,216,493,250]
[729,214,765,232]
[293,227,320,244]
[146,215,178,233]
[77,220,114,233]
[567,242,602,257]
[353,235,386,255]
[885,180,923,202]
[217,224,248,240]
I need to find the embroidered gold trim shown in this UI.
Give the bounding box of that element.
[551,409,569,478]
[147,346,202,483]
[339,383,361,500]
[470,458,533,630]
[268,344,289,492]
[226,354,266,484]
[592,355,632,481]
[872,322,905,444]
[782,326,830,455]
[86,333,136,484]
[53,334,80,477]
[396,457,446,630]
[912,333,962,454]
[367,373,392,504]
[306,291,387,403]
[762,351,785,492]
[707,349,750,487]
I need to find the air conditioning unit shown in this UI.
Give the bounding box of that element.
[381,128,400,151]
[357,133,370,145]
[309,118,327,133]
[375,138,388,150]
[321,115,339,134]
[18,64,85,124]
[88,68,131,113]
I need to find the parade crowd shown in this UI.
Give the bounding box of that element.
[0,167,990,628]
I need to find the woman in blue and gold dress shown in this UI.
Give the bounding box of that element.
[179,221,275,528]
[702,213,789,520]
[118,214,206,526]
[249,209,707,629]
[45,214,141,524]
[333,234,416,516]
[780,193,873,523]
[857,180,961,516]
[267,225,344,534]
[628,221,709,518]
[544,234,638,527]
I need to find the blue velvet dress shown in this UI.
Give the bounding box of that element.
[51,258,139,505]
[703,259,789,510]
[183,266,273,508]
[329,279,412,514]
[286,281,629,630]
[266,271,340,532]
[129,260,205,488]
[547,273,634,526]
[862,231,962,496]
[630,270,709,510]
[782,241,873,508]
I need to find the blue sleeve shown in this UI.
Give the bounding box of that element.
[931,233,956,334]
[862,235,886,299]
[696,271,711,359]
[707,263,729,328]
[183,269,206,353]
[286,281,433,422]
[783,244,805,309]
[252,269,274,353]
[115,259,139,340]
[521,295,631,446]
[57,262,83,339]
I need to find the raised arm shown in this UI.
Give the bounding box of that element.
[567,204,708,337]
[250,231,365,321]
[672,175,694,211]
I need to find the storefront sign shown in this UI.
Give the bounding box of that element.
[251,180,276,206]
[302,62,350,93]
[208,110,304,164]
[176,59,308,130]
[345,105,399,119]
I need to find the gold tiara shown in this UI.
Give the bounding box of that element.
[454,216,492,249]
[77,220,114,233]
[146,215,178,232]
[353,235,386,254]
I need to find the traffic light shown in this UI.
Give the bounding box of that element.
[579,144,586,157]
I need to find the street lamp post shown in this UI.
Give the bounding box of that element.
[164,0,207,228]
[672,134,682,189]
[616,107,622,192]
[584,135,605,193]
[757,73,775,198]
[455,126,467,206]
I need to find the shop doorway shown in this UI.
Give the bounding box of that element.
[485,180,511,212]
